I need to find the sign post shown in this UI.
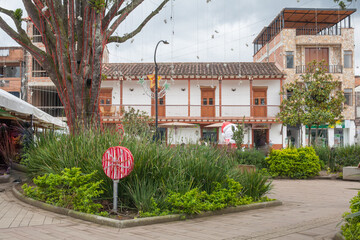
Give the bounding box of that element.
[102,146,134,213]
[113,180,119,212]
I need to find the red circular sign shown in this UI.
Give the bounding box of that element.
[102,146,134,180]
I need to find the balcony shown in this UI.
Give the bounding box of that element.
[36,104,281,124]
[296,65,343,74]
[100,104,280,123]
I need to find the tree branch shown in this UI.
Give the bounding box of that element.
[102,0,125,31]
[107,0,169,44]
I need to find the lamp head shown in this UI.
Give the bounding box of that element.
[163,40,169,45]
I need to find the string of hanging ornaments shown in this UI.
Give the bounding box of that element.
[137,0,174,98]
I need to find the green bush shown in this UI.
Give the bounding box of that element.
[266,147,321,179]
[234,149,267,169]
[141,178,253,216]
[314,145,360,171]
[335,146,360,168]
[342,191,360,240]
[236,170,272,201]
[22,168,105,215]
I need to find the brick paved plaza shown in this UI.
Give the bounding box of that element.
[0,179,359,239]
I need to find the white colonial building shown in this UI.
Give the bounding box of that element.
[101,62,285,149]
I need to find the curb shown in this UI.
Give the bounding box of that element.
[0,174,10,183]
[12,185,282,228]
[334,231,345,240]
[11,163,28,173]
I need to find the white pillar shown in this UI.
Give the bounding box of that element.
[328,128,334,147]
[282,125,287,148]
[301,125,307,147]
[349,121,356,145]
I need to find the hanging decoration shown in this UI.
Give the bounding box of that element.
[138,75,169,99]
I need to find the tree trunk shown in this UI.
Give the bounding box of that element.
[307,125,312,146]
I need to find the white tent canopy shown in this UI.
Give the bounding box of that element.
[0,89,67,128]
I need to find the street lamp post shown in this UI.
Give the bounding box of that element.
[154,40,169,141]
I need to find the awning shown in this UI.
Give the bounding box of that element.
[0,89,67,129]
[204,122,223,128]
[158,122,197,128]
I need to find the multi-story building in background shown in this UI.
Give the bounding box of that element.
[253,8,357,147]
[0,47,25,99]
[24,20,109,120]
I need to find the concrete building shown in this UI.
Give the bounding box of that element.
[253,8,357,147]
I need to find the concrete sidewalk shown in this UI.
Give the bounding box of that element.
[0,179,359,239]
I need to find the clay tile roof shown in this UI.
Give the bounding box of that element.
[102,62,283,78]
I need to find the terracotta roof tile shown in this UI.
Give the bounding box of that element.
[102,62,283,78]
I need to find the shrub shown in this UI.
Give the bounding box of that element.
[153,178,252,215]
[234,149,267,169]
[236,170,272,201]
[342,191,360,240]
[335,145,360,168]
[314,145,360,171]
[22,168,105,214]
[265,147,321,179]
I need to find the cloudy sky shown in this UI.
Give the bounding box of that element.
[0,0,359,74]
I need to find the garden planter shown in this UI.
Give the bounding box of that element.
[237,164,256,173]
[343,167,360,181]
[0,174,10,183]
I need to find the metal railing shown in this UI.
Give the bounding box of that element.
[296,65,343,74]
[296,26,341,36]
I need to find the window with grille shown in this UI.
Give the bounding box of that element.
[32,26,42,43]
[344,88,353,106]
[285,51,294,68]
[344,51,353,68]
[32,58,48,77]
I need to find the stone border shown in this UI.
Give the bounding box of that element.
[12,185,282,228]
[334,231,345,240]
[11,163,28,173]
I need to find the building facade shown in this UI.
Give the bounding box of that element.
[253,8,357,147]
[3,8,358,148]
[100,62,285,148]
[0,47,25,99]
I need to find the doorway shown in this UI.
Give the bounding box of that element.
[253,129,269,149]
[151,92,166,117]
[305,47,329,70]
[252,87,267,117]
[201,88,215,117]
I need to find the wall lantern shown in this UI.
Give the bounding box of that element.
[231,88,236,92]
[181,88,186,91]
[129,88,134,92]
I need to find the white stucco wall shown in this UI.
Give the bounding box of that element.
[270,123,282,145]
[165,80,188,116]
[222,80,250,117]
[252,80,281,117]
[122,80,151,114]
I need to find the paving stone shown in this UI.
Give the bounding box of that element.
[0,179,359,239]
